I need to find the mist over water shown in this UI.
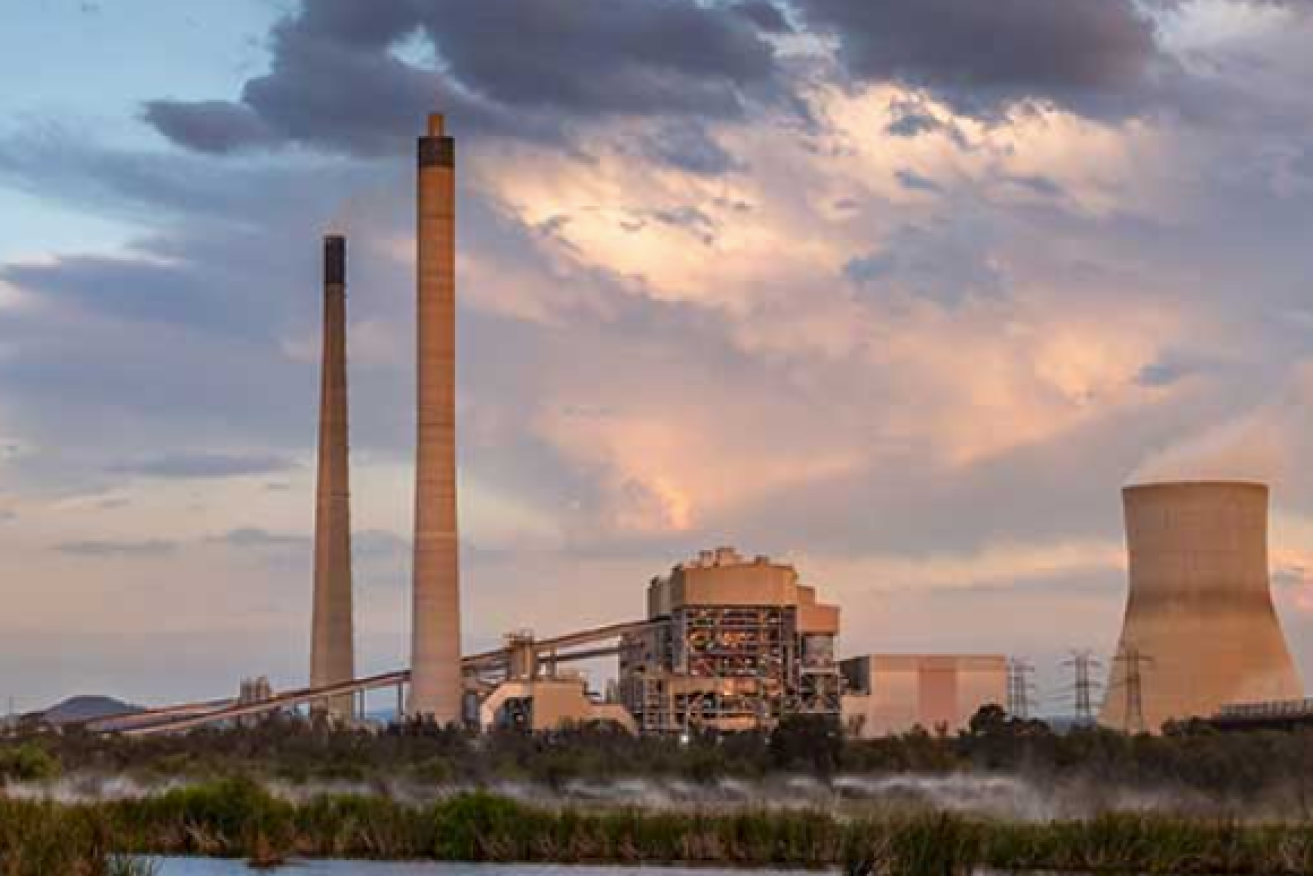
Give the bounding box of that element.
[1,771,1247,822]
[155,863,768,875]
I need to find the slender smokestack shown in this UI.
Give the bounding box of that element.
[408,113,462,723]
[310,234,355,720]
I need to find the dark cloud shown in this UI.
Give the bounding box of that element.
[3,255,258,335]
[884,97,971,147]
[54,539,177,558]
[0,124,363,227]
[733,1,794,33]
[792,0,1164,117]
[424,0,776,115]
[641,123,745,177]
[1003,174,1065,199]
[844,219,1004,306]
[145,0,782,156]
[143,101,279,155]
[895,168,942,193]
[887,110,944,139]
[1136,353,1219,388]
[648,206,719,245]
[110,454,298,480]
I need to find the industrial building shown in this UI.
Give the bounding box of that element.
[840,655,1009,738]
[618,548,842,734]
[477,669,637,734]
[1101,481,1303,732]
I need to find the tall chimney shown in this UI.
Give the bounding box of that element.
[408,113,463,722]
[310,234,355,720]
[1100,481,1302,732]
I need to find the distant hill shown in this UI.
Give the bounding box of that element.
[39,695,141,727]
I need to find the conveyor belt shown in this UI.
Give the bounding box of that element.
[99,618,664,736]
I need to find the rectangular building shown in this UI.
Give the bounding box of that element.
[841,654,1008,738]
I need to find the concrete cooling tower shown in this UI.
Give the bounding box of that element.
[1101,481,1302,732]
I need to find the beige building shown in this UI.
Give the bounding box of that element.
[841,655,1009,738]
[620,547,842,734]
[1101,481,1302,732]
[478,674,637,734]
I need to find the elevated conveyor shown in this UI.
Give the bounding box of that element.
[91,618,663,736]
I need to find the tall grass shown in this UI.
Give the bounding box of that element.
[6,782,1313,873]
[0,798,157,876]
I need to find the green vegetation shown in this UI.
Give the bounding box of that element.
[0,797,156,876]
[7,783,1313,873]
[846,812,1313,876]
[0,743,60,783]
[6,708,1313,804]
[7,711,1313,871]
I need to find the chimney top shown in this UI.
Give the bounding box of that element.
[323,235,346,285]
[427,113,445,137]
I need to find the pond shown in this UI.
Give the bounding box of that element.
[155,863,818,875]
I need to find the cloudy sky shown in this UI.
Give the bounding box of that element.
[3,0,1313,713]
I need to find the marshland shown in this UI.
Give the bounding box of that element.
[8,713,1313,874]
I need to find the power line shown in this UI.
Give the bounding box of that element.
[1062,649,1104,724]
[1111,645,1154,734]
[1007,657,1036,720]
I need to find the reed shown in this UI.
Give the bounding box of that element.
[0,798,157,876]
[5,785,1313,874]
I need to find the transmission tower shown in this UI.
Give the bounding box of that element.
[1062,650,1103,725]
[1112,646,1154,733]
[1007,658,1036,720]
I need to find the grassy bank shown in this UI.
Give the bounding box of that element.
[10,715,1313,808]
[7,781,1313,874]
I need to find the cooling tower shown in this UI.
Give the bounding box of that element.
[1101,481,1302,732]
[408,114,463,723]
[310,234,355,720]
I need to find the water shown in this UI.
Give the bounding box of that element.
[156,863,806,875]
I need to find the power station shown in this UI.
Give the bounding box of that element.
[50,113,1309,740]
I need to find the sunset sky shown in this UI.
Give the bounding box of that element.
[3,0,1313,713]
